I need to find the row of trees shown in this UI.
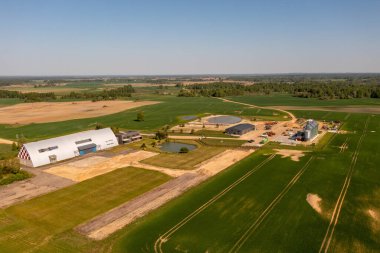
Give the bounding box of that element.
[178,82,380,99]
[0,90,56,102]
[62,85,135,101]
[0,85,135,102]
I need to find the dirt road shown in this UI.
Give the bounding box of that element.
[0,138,13,144]
[217,97,296,122]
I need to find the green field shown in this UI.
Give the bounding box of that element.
[0,98,22,107]
[0,167,170,253]
[104,112,379,253]
[1,92,380,252]
[228,94,380,107]
[0,97,286,141]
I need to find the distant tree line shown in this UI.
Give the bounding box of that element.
[178,81,380,99]
[62,85,135,101]
[0,85,135,102]
[0,89,56,102]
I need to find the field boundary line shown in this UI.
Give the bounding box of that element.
[228,156,314,253]
[154,154,276,253]
[318,116,370,253]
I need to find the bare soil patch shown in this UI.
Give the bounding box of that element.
[274,149,307,162]
[44,151,159,182]
[306,193,322,214]
[0,100,159,124]
[368,209,380,232]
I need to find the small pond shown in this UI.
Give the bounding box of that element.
[207,115,241,124]
[181,115,197,121]
[160,142,197,153]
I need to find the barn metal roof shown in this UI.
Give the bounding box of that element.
[226,123,254,131]
[20,128,118,167]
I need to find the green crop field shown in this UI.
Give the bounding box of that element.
[1,93,379,252]
[0,167,170,253]
[0,96,286,141]
[0,98,22,107]
[99,112,378,253]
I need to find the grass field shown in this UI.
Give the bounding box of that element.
[0,98,22,107]
[0,167,170,253]
[1,94,379,252]
[0,96,285,141]
[105,112,379,253]
[0,144,17,159]
[228,94,380,107]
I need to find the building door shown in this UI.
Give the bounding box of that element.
[49,155,57,163]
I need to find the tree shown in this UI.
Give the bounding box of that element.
[179,147,189,153]
[140,143,147,150]
[95,122,105,130]
[151,141,156,147]
[111,126,119,134]
[11,142,18,151]
[190,129,195,134]
[136,111,144,122]
[155,130,168,140]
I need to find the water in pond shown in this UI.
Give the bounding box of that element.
[160,142,197,153]
[181,115,197,121]
[207,115,241,124]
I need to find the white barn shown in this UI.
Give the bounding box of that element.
[18,128,118,167]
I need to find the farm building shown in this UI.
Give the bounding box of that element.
[225,123,255,136]
[115,131,142,144]
[303,119,319,141]
[18,128,118,167]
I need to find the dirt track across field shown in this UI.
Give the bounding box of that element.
[271,106,380,114]
[0,100,159,124]
[76,149,254,240]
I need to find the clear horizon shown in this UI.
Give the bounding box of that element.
[1,0,379,75]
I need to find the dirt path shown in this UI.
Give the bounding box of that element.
[217,98,296,122]
[0,100,159,124]
[0,138,13,144]
[319,116,370,253]
[76,149,255,240]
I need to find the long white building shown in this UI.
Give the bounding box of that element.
[18,128,118,167]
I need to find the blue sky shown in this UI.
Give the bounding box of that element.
[0,0,379,75]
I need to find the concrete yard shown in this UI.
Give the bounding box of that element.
[0,166,74,209]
